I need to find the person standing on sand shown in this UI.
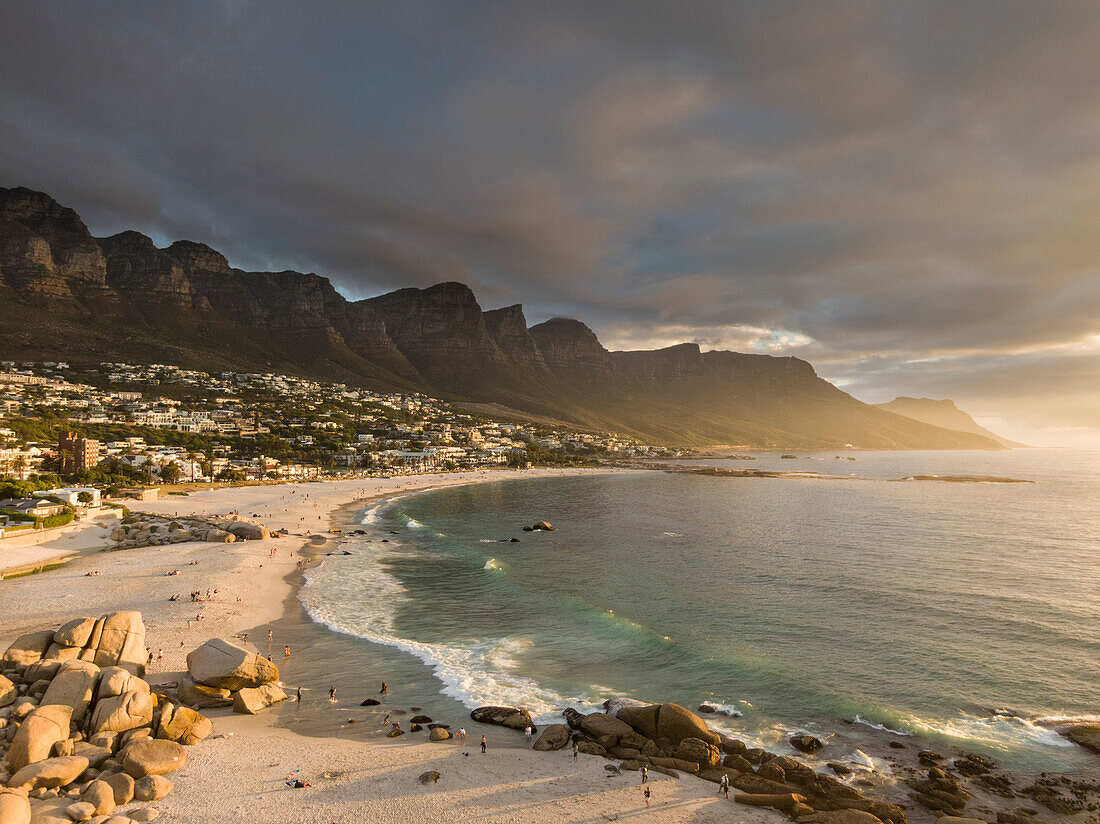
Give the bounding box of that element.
[480,735,487,753]
[719,772,729,798]
[572,741,578,762]
[644,786,651,808]
[640,765,648,784]
[524,725,533,744]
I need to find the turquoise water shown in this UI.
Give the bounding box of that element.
[300,451,1100,774]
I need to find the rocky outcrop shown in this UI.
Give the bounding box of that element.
[0,614,216,823]
[1064,724,1100,754]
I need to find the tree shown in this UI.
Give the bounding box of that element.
[77,491,94,504]
[160,463,182,484]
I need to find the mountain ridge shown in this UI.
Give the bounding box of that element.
[0,185,1005,449]
[874,397,1024,449]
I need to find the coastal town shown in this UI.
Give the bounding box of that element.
[0,361,677,537]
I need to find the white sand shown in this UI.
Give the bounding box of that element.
[1,468,777,823]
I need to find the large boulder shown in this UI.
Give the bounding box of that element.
[428,727,451,741]
[790,733,824,753]
[96,667,147,702]
[7,705,72,772]
[656,703,719,746]
[92,612,147,674]
[533,724,569,751]
[232,684,287,715]
[102,771,134,805]
[64,801,95,822]
[6,756,88,790]
[88,690,154,736]
[225,522,270,541]
[674,737,721,768]
[40,661,100,725]
[186,639,278,691]
[133,774,172,802]
[22,660,61,684]
[615,704,660,740]
[579,713,633,745]
[470,706,534,732]
[799,811,888,824]
[157,706,212,744]
[733,792,807,812]
[1,631,54,670]
[0,788,30,824]
[120,739,187,778]
[80,780,115,816]
[53,619,96,649]
[0,674,15,708]
[72,742,113,768]
[175,676,232,709]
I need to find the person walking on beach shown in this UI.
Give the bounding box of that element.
[524,725,533,744]
[572,740,579,762]
[640,765,648,784]
[643,786,651,808]
[719,772,729,799]
[480,735,487,753]
[458,727,467,746]
[268,630,273,642]
[283,645,291,657]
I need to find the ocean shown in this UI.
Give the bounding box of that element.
[298,450,1100,775]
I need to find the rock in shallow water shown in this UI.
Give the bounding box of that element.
[789,733,824,753]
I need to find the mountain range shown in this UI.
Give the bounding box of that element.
[0,185,1010,449]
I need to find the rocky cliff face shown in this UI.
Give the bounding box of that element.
[362,282,506,385]
[0,185,1006,449]
[0,187,107,303]
[482,305,546,367]
[529,318,611,376]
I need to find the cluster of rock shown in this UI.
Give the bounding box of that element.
[110,514,277,549]
[475,701,907,824]
[180,638,287,716]
[521,521,554,533]
[0,613,207,823]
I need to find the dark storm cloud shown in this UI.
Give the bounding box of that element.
[1,1,1098,442]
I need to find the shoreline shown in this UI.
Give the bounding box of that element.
[2,467,1097,823]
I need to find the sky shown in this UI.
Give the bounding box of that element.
[2,2,1099,447]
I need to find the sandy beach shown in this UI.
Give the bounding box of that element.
[1,467,778,823]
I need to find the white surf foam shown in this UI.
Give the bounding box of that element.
[302,544,581,725]
[909,714,1077,750]
[852,715,913,736]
